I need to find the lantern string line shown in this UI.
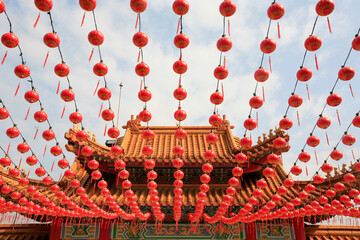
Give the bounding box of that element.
[0,10,70,162]
[46,11,84,130]
[0,98,54,180]
[3,10,12,32]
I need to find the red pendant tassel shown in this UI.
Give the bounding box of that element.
[89,48,94,62]
[269,56,272,74]
[104,124,107,136]
[327,17,332,34]
[228,20,231,36]
[98,103,103,118]
[51,160,55,172]
[336,109,341,126]
[262,86,265,102]
[34,13,40,28]
[81,12,86,27]
[306,166,308,176]
[56,81,60,94]
[19,157,22,168]
[137,49,141,62]
[306,84,310,101]
[34,127,39,140]
[1,51,7,65]
[43,145,47,157]
[43,51,49,68]
[349,84,355,98]
[14,83,20,96]
[277,22,281,39]
[135,14,139,30]
[61,106,66,119]
[93,80,100,96]
[315,150,318,166]
[25,107,30,120]
[352,149,356,161]
[297,111,300,126]
[7,143,10,154]
[256,112,259,129]
[176,18,181,34]
[326,132,330,146]
[315,54,319,70]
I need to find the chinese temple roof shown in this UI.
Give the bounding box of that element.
[305,225,360,240]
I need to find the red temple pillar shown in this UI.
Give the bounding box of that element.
[50,217,62,240]
[246,222,257,240]
[99,219,111,240]
[293,217,306,240]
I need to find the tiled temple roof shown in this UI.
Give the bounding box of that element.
[305,225,360,240]
[0,224,50,240]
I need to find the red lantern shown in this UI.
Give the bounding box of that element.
[342,134,355,146]
[338,66,355,81]
[142,145,154,156]
[88,30,104,46]
[93,62,108,76]
[288,94,303,108]
[254,68,269,82]
[81,146,94,157]
[43,33,60,48]
[69,112,83,124]
[54,63,70,77]
[204,150,216,161]
[35,167,46,177]
[327,93,342,107]
[249,96,263,109]
[307,135,320,147]
[253,189,263,199]
[1,33,19,48]
[91,170,102,180]
[135,62,150,77]
[14,65,31,79]
[0,1,4,14]
[291,165,302,176]
[209,114,222,127]
[219,0,236,17]
[139,109,152,122]
[330,149,343,161]
[114,160,125,170]
[267,3,285,20]
[316,0,335,16]
[79,0,97,11]
[174,33,190,49]
[334,182,345,192]
[0,108,9,119]
[118,170,129,179]
[34,110,48,123]
[263,167,275,178]
[217,36,232,52]
[304,36,322,51]
[97,87,112,101]
[299,191,309,200]
[50,145,62,157]
[277,186,288,196]
[353,115,360,127]
[352,36,360,51]
[318,195,328,204]
[172,158,183,169]
[35,0,53,11]
[172,0,189,15]
[70,179,81,189]
[42,176,53,186]
[279,117,293,130]
[228,177,239,187]
[173,60,188,74]
[145,159,156,170]
[108,127,120,139]
[244,118,257,130]
[133,32,148,47]
[240,137,252,149]
[6,127,20,138]
[256,179,267,189]
[23,90,39,104]
[110,146,123,157]
[206,133,218,145]
[210,91,224,105]
[273,137,287,149]
[317,116,331,129]
[321,163,333,173]
[354,162,360,172]
[136,88,152,102]
[313,174,325,184]
[42,129,55,141]
[260,38,276,54]
[175,128,186,140]
[58,159,69,169]
[50,184,60,193]
[9,168,20,178]
[101,109,115,121]
[296,67,312,82]
[235,153,247,164]
[349,189,360,198]
[17,142,30,153]
[173,146,184,156]
[174,87,187,101]
[267,153,280,165]
[1,185,11,194]
[26,156,38,166]
[130,0,147,13]
[214,65,229,80]
[344,173,356,184]
[283,178,295,188]
[60,89,75,102]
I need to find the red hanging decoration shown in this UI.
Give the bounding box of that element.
[6,143,10,154]
[104,124,107,136]
[34,13,41,28]
[14,83,20,96]
[56,81,60,94]
[25,107,30,120]
[93,80,100,96]
[306,166,308,176]
[1,51,7,65]
[277,22,281,39]
[336,109,341,126]
[176,18,180,34]
[81,12,86,27]
[306,84,310,101]
[352,149,356,161]
[269,56,272,73]
[137,50,141,62]
[98,103,103,118]
[135,14,139,30]
[326,132,329,145]
[43,51,49,68]
[51,160,54,172]
[349,84,355,98]
[327,17,332,33]
[61,106,66,119]
[89,48,94,62]
[256,112,259,129]
[297,111,300,126]
[262,86,265,102]
[228,20,230,36]
[315,150,318,165]
[34,127,39,140]
[43,145,47,157]
[315,54,319,70]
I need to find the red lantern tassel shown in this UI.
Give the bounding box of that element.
[34,13,40,28]
[315,54,319,70]
[228,20,231,36]
[34,127,39,140]
[61,106,66,119]
[336,109,341,126]
[262,86,266,103]
[269,56,272,73]
[306,84,310,101]
[93,79,100,96]
[19,157,22,168]
[6,143,10,154]
[104,124,107,136]
[27,170,30,178]
[315,150,318,166]
[221,83,224,97]
[58,173,62,181]
[43,51,49,68]
[176,18,181,34]
[14,83,20,96]
[135,14,139,30]
[98,103,103,118]
[178,76,181,87]
[349,84,355,98]
[326,132,329,145]
[327,17,332,34]
[43,145,47,157]
[1,51,7,65]
[277,22,281,39]
[137,49,141,62]
[81,12,86,27]
[140,80,143,90]
[256,112,259,129]
[306,166,308,176]
[89,48,94,62]
[51,160,55,172]
[352,149,356,161]
[25,107,30,120]
[77,147,81,158]
[297,111,300,126]
[93,183,96,195]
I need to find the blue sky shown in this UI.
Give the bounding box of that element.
[0,0,360,183]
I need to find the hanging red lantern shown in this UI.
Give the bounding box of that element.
[34,0,53,11]
[14,65,31,79]
[108,127,120,139]
[118,170,129,179]
[24,90,40,103]
[58,159,69,169]
[252,189,263,199]
[267,153,280,165]
[267,3,285,20]
[172,158,183,169]
[254,68,269,82]
[342,134,356,146]
[145,159,156,170]
[88,30,104,46]
[0,108,9,119]
[260,38,276,54]
[133,32,148,47]
[81,146,94,157]
[349,189,360,198]
[317,116,331,129]
[291,198,302,206]
[352,115,360,127]
[174,87,187,101]
[172,0,189,15]
[209,114,222,127]
[88,160,99,170]
[173,146,184,156]
[97,87,112,101]
[273,137,287,149]
[69,112,83,124]
[142,145,154,156]
[217,36,232,52]
[17,142,30,153]
[296,67,312,82]
[219,0,236,17]
[101,109,115,121]
[288,94,303,108]
[206,133,218,145]
[110,146,123,157]
[130,0,147,13]
[354,162,360,172]
[93,62,108,76]
[334,182,345,192]
[35,167,46,177]
[315,0,335,16]
[321,163,333,173]
[249,96,263,109]
[91,170,102,180]
[210,91,224,105]
[6,127,20,138]
[42,176,53,186]
[344,173,356,184]
[42,129,55,141]
[204,150,216,161]
[304,36,322,51]
[256,179,267,189]
[330,149,342,161]
[352,36,360,51]
[326,93,342,107]
[0,157,11,167]
[235,153,247,164]
[338,66,355,81]
[60,88,75,102]
[135,62,150,76]
[313,174,325,184]
[173,60,188,74]
[240,137,252,149]
[43,33,60,48]
[174,33,190,49]
[0,1,4,14]
[307,135,320,147]
[244,118,257,130]
[1,185,12,194]
[142,129,155,141]
[139,109,152,122]
[228,177,239,187]
[34,110,48,123]
[291,165,302,176]
[283,178,295,188]
[279,117,293,130]
[54,63,70,77]
[299,191,309,200]
[214,65,229,80]
[174,128,186,140]
[263,167,275,178]
[26,156,38,166]
[79,0,97,11]
[1,32,19,48]
[277,186,288,196]
[298,151,311,162]
[70,179,80,189]
[114,160,125,170]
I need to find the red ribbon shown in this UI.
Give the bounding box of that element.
[326,132,329,146]
[34,13,40,28]
[81,12,86,27]
[14,83,20,96]
[61,105,66,119]
[1,51,7,65]
[25,107,30,120]
[306,84,310,101]
[51,160,55,172]
[277,22,281,39]
[315,54,319,70]
[135,14,139,30]
[34,127,39,140]
[93,80,100,96]
[104,124,107,136]
[98,103,103,118]
[228,20,231,36]
[89,48,94,62]
[327,17,332,33]
[56,80,61,94]
[43,51,49,68]
[349,84,355,98]
[336,109,341,126]
[43,144,47,157]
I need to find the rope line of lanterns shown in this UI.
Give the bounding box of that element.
[171,0,190,229]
